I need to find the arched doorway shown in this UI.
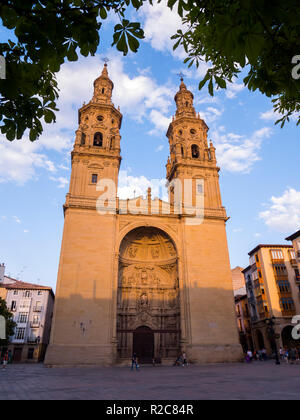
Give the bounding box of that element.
[117,227,180,363]
[256,330,265,350]
[133,326,154,364]
[282,326,300,349]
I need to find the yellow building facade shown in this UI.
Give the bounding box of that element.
[45,65,242,366]
[244,244,300,353]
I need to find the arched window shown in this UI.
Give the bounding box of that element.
[93,132,103,147]
[191,144,200,159]
[81,133,86,146]
[181,146,184,157]
[102,88,105,94]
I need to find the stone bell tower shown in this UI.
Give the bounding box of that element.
[166,77,223,216]
[68,63,122,205]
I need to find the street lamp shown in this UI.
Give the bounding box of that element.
[266,316,280,365]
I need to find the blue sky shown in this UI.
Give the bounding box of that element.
[0,2,299,291]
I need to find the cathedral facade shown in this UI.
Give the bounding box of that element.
[45,64,242,365]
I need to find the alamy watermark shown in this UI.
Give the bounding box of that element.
[0,56,6,80]
[0,315,6,340]
[291,315,300,340]
[96,177,205,226]
[292,55,300,80]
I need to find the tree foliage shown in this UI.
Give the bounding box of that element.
[0,297,16,346]
[169,0,300,127]
[0,0,299,143]
[0,0,145,141]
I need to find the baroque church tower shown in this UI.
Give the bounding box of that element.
[67,63,122,208]
[45,65,241,366]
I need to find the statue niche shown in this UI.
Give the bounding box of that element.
[117,227,180,362]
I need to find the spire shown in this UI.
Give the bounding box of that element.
[174,76,196,118]
[92,63,114,104]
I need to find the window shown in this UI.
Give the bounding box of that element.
[271,249,284,260]
[32,315,39,325]
[97,115,104,122]
[91,174,98,184]
[249,255,256,265]
[18,313,28,324]
[102,88,105,94]
[93,132,103,147]
[197,184,203,194]
[13,291,18,295]
[81,133,86,146]
[280,298,295,311]
[24,291,31,298]
[289,250,296,260]
[190,129,196,135]
[27,348,34,360]
[181,146,184,157]
[191,144,199,159]
[11,301,17,311]
[15,328,26,340]
[255,254,259,263]
[274,264,288,277]
[277,280,291,293]
[38,291,42,296]
[20,300,30,310]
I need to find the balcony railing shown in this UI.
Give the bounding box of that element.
[30,322,40,328]
[27,337,39,344]
[295,275,300,284]
[33,306,43,312]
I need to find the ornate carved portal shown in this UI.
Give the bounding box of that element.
[117,227,181,363]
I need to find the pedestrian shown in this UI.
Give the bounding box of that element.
[131,352,139,371]
[262,348,267,361]
[182,352,188,366]
[2,350,9,370]
[290,348,296,364]
[247,350,253,362]
[284,349,289,364]
[279,347,284,361]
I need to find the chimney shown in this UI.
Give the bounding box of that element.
[0,263,5,282]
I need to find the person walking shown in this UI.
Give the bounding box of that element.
[2,350,9,370]
[284,348,289,364]
[290,348,296,365]
[182,352,188,366]
[131,353,139,371]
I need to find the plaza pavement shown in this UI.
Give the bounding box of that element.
[0,361,299,400]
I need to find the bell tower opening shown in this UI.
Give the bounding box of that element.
[117,227,181,364]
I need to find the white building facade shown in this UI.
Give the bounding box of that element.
[0,266,54,362]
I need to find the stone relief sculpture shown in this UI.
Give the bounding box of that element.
[117,227,180,360]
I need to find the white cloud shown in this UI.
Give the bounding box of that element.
[225,82,245,99]
[212,127,272,173]
[259,188,300,232]
[260,108,299,123]
[155,145,164,152]
[139,0,186,60]
[13,216,21,224]
[49,176,69,189]
[0,139,57,184]
[118,170,167,200]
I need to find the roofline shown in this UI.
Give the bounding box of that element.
[242,265,251,274]
[286,230,300,241]
[248,244,293,256]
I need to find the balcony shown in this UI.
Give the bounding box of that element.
[27,337,40,344]
[33,306,43,312]
[30,322,40,328]
[295,276,300,284]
